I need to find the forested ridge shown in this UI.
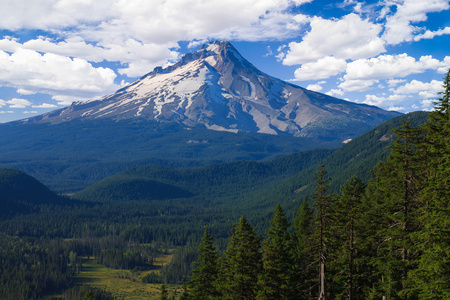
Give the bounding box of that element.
[0,71,448,299]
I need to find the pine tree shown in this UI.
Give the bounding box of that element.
[292,199,314,299]
[371,121,425,299]
[311,164,334,300]
[189,227,220,300]
[412,68,450,298]
[221,216,262,300]
[258,204,294,300]
[334,176,366,300]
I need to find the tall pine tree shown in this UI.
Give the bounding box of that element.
[221,216,262,300]
[371,121,425,299]
[189,227,220,299]
[292,199,315,299]
[412,68,450,298]
[311,164,334,300]
[334,176,366,300]
[258,204,294,300]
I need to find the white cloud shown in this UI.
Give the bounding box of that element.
[394,79,443,99]
[32,103,58,108]
[326,89,345,97]
[5,98,32,108]
[23,111,38,114]
[387,106,404,111]
[292,0,313,5]
[306,83,323,92]
[0,111,14,114]
[0,0,305,44]
[387,79,407,88]
[0,48,119,101]
[293,56,347,81]
[16,88,36,95]
[0,0,313,90]
[344,54,444,81]
[414,26,450,41]
[362,93,407,107]
[283,13,385,65]
[339,79,377,92]
[421,99,435,109]
[382,0,450,45]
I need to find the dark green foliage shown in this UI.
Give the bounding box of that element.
[221,216,262,300]
[258,204,294,300]
[370,122,426,298]
[75,148,333,203]
[310,164,334,300]
[189,227,220,299]
[160,247,198,284]
[249,112,429,218]
[0,235,70,300]
[411,69,450,298]
[76,176,194,202]
[292,200,314,298]
[0,168,66,217]
[333,176,367,299]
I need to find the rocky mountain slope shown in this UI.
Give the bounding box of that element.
[17,41,400,141]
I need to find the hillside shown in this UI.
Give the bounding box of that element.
[75,148,334,203]
[0,168,68,217]
[249,111,430,214]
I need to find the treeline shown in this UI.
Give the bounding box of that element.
[187,70,450,299]
[0,235,70,300]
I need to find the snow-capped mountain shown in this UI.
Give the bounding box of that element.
[20,41,399,138]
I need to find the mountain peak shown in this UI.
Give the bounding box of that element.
[17,40,400,141]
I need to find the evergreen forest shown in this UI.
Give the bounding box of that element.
[0,70,449,299]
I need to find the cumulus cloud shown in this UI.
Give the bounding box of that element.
[0,0,306,44]
[393,79,443,99]
[382,0,450,45]
[414,27,450,41]
[0,0,313,105]
[326,89,345,97]
[283,13,385,65]
[306,83,323,92]
[293,56,347,81]
[344,54,444,81]
[339,79,377,92]
[2,98,32,108]
[32,103,58,108]
[0,48,119,101]
[362,94,407,106]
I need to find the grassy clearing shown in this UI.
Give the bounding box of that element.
[73,254,181,300]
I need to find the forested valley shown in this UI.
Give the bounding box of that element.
[0,70,449,299]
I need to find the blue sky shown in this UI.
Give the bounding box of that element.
[1,0,449,123]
